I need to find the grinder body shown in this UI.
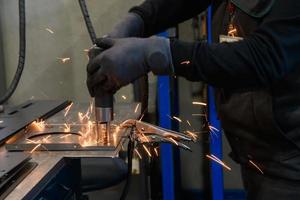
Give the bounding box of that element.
[88,47,114,144]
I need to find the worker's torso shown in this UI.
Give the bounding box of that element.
[210,0,300,179]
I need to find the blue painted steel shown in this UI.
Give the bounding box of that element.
[158,75,175,200]
[157,31,175,200]
[207,6,224,200]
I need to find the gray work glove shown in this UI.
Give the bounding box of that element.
[108,13,144,38]
[86,36,174,96]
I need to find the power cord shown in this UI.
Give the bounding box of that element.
[0,0,26,105]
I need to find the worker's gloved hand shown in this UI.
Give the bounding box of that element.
[87,36,174,96]
[107,13,144,38]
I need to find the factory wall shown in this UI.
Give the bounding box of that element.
[0,20,6,96]
[0,24,5,97]
[0,0,142,105]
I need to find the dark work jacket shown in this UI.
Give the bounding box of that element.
[131,0,300,180]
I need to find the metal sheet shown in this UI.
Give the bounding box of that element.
[0,100,70,144]
[2,101,140,200]
[0,153,37,200]
[0,151,30,179]
[6,102,140,151]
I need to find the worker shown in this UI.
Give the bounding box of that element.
[87,0,300,199]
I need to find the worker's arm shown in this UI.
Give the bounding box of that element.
[87,6,300,93]
[130,0,211,37]
[172,15,300,88]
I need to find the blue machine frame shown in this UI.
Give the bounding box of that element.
[207,6,224,200]
[158,31,176,200]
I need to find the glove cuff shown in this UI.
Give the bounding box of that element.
[108,13,144,38]
[147,37,174,76]
[169,39,195,78]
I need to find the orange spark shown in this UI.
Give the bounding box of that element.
[60,134,71,139]
[64,123,71,132]
[169,137,178,146]
[173,116,182,123]
[209,125,219,133]
[143,144,152,157]
[32,120,46,132]
[42,135,51,143]
[45,28,54,34]
[139,114,145,121]
[206,154,231,171]
[186,131,197,140]
[30,143,41,153]
[78,112,84,122]
[141,134,150,143]
[228,28,237,36]
[186,120,192,127]
[134,103,140,113]
[154,147,159,156]
[249,160,264,174]
[180,60,191,65]
[64,102,73,117]
[58,57,71,63]
[135,149,142,159]
[26,138,38,144]
[192,114,206,116]
[192,101,207,106]
[121,95,127,100]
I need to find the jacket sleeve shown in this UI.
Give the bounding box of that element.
[171,15,300,88]
[130,0,211,37]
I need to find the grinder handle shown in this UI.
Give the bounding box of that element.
[88,46,114,109]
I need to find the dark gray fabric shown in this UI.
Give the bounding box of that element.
[108,13,144,38]
[232,0,276,18]
[241,166,300,200]
[130,0,211,37]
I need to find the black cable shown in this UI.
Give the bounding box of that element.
[120,137,134,200]
[78,0,97,44]
[0,0,26,105]
[78,1,149,199]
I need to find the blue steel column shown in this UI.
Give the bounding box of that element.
[207,6,224,200]
[158,31,175,200]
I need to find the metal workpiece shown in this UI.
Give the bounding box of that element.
[121,119,194,151]
[0,101,141,200]
[0,100,70,144]
[5,102,140,152]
